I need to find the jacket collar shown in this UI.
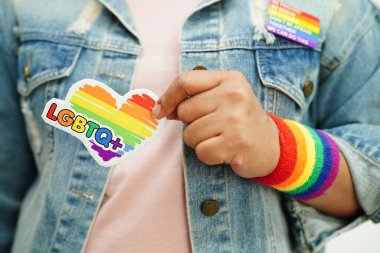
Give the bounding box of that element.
[95,0,139,41]
[96,0,223,42]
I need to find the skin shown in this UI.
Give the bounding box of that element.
[152,70,360,218]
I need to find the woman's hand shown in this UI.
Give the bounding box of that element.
[153,70,280,178]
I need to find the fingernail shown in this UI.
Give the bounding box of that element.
[151,103,162,119]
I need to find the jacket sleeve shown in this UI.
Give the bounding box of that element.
[286,1,380,252]
[0,1,37,251]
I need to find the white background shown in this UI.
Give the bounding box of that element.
[325,221,380,253]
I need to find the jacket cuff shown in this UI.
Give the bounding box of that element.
[285,133,380,252]
[331,135,380,222]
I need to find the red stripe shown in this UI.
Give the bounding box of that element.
[270,1,320,24]
[299,12,320,25]
[129,94,156,111]
[254,115,298,186]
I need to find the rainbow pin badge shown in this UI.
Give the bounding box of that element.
[42,79,164,167]
[266,0,320,49]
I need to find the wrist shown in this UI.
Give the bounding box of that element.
[253,115,341,201]
[259,115,281,177]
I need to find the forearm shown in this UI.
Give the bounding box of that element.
[303,153,360,218]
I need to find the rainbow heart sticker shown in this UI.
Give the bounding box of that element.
[41,79,164,167]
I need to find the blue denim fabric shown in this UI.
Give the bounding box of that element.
[0,0,379,252]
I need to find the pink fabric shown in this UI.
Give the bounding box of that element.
[85,1,200,252]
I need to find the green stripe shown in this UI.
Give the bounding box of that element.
[71,103,144,146]
[287,125,324,195]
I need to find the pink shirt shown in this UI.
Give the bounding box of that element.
[85,1,199,252]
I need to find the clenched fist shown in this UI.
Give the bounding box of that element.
[152,69,280,178]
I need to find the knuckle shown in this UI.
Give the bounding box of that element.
[183,128,195,148]
[177,103,189,123]
[195,143,212,164]
[231,154,243,168]
[224,88,246,102]
[236,135,248,148]
[226,113,241,124]
[229,70,245,80]
[234,132,250,148]
[161,92,176,109]
[236,107,250,119]
[231,156,251,177]
[178,72,192,89]
[227,131,250,150]
[225,136,235,151]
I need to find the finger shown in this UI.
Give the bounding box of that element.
[183,113,222,148]
[166,111,178,120]
[195,136,227,165]
[155,71,226,119]
[177,88,220,124]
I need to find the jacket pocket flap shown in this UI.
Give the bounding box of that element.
[255,47,320,110]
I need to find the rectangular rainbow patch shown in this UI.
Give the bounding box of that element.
[266,0,320,49]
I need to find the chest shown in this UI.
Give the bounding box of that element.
[14,0,335,167]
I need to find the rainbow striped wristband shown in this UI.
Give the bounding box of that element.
[254,115,340,201]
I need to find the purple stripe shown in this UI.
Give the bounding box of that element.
[296,131,340,201]
[90,141,122,162]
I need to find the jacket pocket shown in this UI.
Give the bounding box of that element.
[16,39,82,163]
[17,40,82,97]
[255,45,320,117]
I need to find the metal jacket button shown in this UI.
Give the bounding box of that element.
[303,80,314,98]
[201,200,220,216]
[193,66,207,70]
[23,66,30,80]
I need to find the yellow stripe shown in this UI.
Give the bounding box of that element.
[124,100,158,128]
[70,92,153,137]
[75,90,156,130]
[268,9,320,34]
[279,120,316,191]
[71,94,152,138]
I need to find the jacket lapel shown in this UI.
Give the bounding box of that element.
[95,0,139,41]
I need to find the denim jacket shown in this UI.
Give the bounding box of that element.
[1,0,380,252]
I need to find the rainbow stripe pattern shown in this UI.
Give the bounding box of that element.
[41,79,162,167]
[70,83,159,162]
[266,0,320,49]
[254,115,340,201]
